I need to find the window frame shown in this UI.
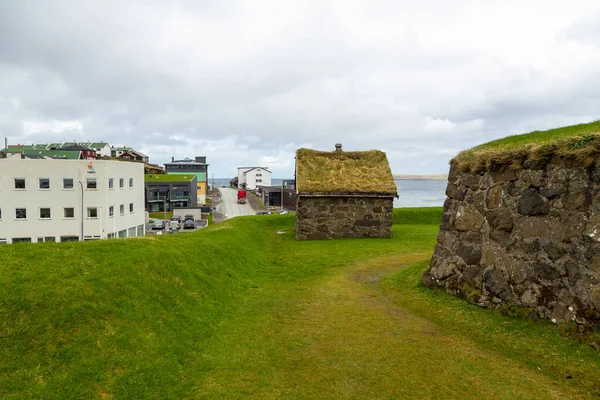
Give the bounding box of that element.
[39,178,51,190]
[63,207,75,219]
[86,178,97,190]
[39,207,51,220]
[63,178,74,190]
[108,178,114,189]
[87,207,98,219]
[15,208,27,220]
[14,178,26,190]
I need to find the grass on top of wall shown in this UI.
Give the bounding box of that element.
[1,208,599,399]
[453,120,600,173]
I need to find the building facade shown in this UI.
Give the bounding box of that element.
[164,156,208,204]
[0,158,145,244]
[145,174,198,212]
[237,167,271,190]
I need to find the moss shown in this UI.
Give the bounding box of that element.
[296,148,397,195]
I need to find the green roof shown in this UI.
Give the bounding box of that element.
[144,174,195,182]
[295,148,397,195]
[453,120,600,173]
[0,147,80,159]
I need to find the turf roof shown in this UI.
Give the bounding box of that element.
[145,174,195,182]
[296,148,397,195]
[452,120,600,173]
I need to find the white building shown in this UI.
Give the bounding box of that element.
[237,167,272,190]
[0,158,145,244]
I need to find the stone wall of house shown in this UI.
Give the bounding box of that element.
[296,196,393,240]
[423,160,600,326]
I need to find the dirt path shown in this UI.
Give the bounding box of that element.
[198,254,587,399]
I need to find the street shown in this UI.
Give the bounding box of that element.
[216,188,256,220]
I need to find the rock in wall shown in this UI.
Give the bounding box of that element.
[423,159,600,325]
[296,196,393,240]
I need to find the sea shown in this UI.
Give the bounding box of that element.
[210,178,448,208]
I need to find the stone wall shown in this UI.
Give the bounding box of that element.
[423,160,600,326]
[296,196,393,240]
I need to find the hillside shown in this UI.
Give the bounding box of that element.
[453,120,600,172]
[1,210,599,398]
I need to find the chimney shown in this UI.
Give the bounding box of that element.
[335,143,342,152]
[172,156,174,162]
[4,137,7,149]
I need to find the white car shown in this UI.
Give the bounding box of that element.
[168,220,180,230]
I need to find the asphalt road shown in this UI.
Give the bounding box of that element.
[217,188,255,220]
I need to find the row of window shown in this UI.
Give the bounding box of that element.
[8,177,135,190]
[0,225,144,245]
[0,204,135,220]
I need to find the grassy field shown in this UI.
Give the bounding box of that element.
[1,209,599,398]
[454,120,600,172]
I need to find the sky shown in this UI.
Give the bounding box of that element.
[1,0,600,178]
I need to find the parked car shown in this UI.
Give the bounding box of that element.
[183,219,195,229]
[151,220,166,230]
[171,215,182,222]
[169,220,180,230]
[184,214,195,221]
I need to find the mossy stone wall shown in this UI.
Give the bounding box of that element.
[424,158,600,326]
[296,196,393,240]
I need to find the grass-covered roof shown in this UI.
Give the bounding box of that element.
[296,148,397,195]
[453,120,600,173]
[145,174,195,182]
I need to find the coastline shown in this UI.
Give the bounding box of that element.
[393,174,448,180]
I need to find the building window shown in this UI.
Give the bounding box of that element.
[12,237,32,243]
[128,227,136,237]
[129,203,134,213]
[0,208,2,219]
[118,229,127,238]
[87,207,98,218]
[39,178,50,189]
[256,179,262,183]
[109,206,114,217]
[39,208,51,219]
[129,178,133,188]
[15,208,27,219]
[120,204,124,215]
[64,207,75,218]
[119,178,124,188]
[60,236,79,242]
[109,178,114,189]
[14,178,26,189]
[63,178,74,189]
[87,178,97,189]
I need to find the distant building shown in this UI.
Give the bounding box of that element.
[164,156,209,204]
[295,144,398,240]
[257,185,296,210]
[237,167,271,190]
[0,158,145,244]
[144,174,198,212]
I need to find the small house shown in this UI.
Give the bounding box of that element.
[295,144,398,240]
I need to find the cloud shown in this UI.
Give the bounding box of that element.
[1,0,600,176]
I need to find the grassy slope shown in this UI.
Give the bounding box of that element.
[454,120,600,172]
[473,120,600,152]
[1,209,599,398]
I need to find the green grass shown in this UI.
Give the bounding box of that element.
[1,208,599,398]
[148,211,173,220]
[454,120,600,172]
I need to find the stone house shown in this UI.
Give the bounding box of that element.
[295,144,398,240]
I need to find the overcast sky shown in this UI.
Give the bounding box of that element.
[1,0,600,177]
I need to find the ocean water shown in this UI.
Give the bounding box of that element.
[211,178,448,208]
[394,179,447,208]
